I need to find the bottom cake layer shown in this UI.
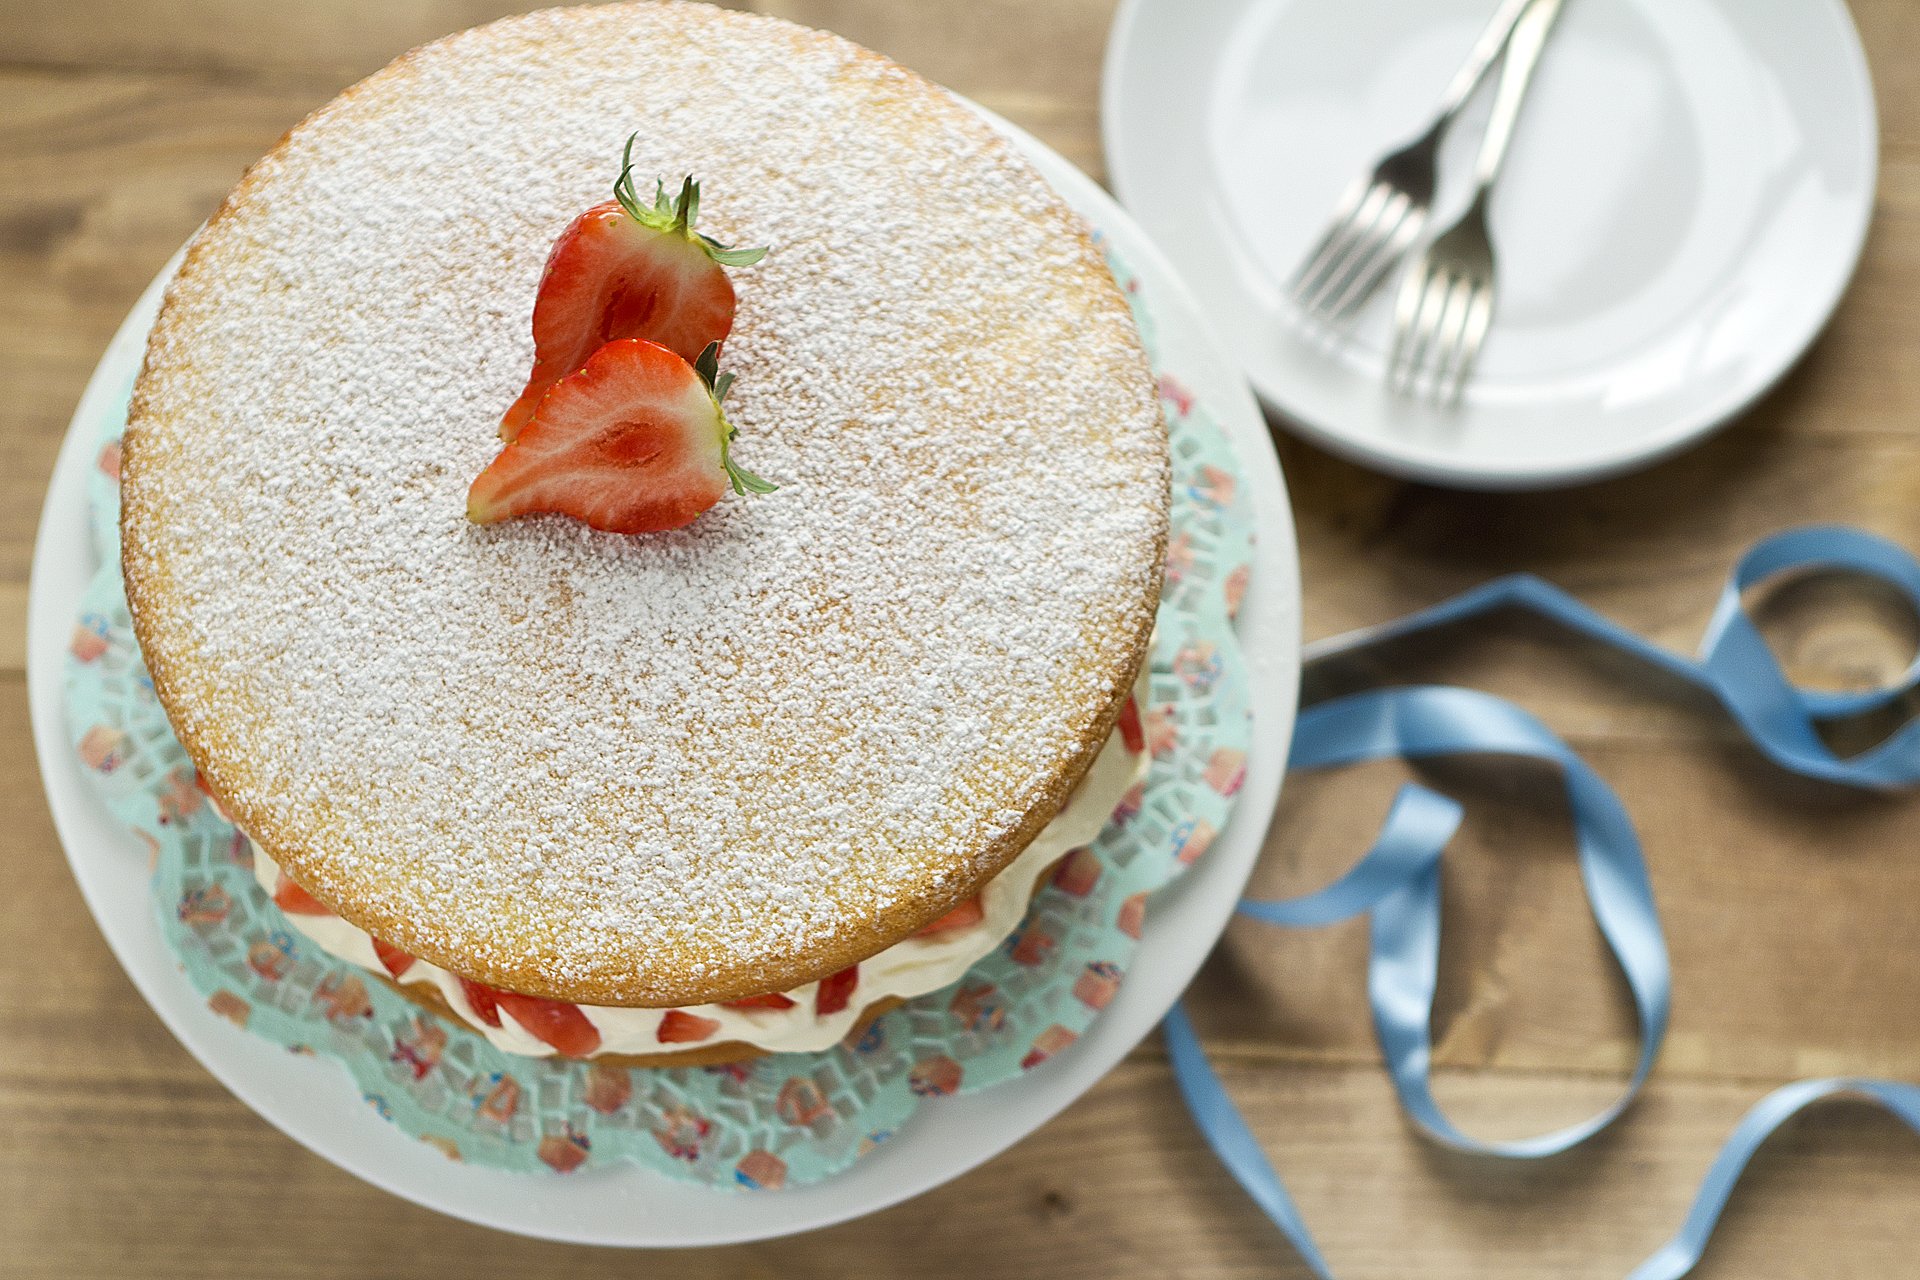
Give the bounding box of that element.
[247,668,1150,1062]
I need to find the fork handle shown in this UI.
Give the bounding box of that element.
[1434,0,1541,122]
[1471,0,1567,188]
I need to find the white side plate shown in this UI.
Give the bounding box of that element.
[1104,0,1877,489]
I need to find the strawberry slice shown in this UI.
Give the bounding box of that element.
[501,138,765,440]
[914,897,985,938]
[271,877,332,917]
[723,993,798,1012]
[370,936,415,979]
[1117,696,1145,754]
[469,338,774,533]
[815,966,859,1017]
[656,1010,722,1043]
[457,977,503,1028]
[494,991,603,1058]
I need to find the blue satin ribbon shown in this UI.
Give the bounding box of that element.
[1626,1078,1920,1280]
[1253,687,1671,1155]
[1166,524,1920,1277]
[1301,525,1920,789]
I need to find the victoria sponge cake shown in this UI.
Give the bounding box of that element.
[120,1,1169,1046]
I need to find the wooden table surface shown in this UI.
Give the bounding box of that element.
[6,2,1920,1275]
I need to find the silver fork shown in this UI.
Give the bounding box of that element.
[1288,0,1538,326]
[1387,0,1566,402]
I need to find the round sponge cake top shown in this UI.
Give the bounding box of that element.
[121,1,1169,1007]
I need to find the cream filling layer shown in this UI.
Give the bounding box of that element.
[248,673,1149,1059]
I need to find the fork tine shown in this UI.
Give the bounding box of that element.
[1322,202,1428,323]
[1303,189,1409,317]
[1424,274,1476,400]
[1288,176,1372,295]
[1294,182,1392,310]
[1439,280,1495,404]
[1390,264,1436,391]
[1385,260,1427,388]
[1389,263,1450,393]
[1290,178,1381,301]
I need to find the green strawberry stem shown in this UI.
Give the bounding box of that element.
[612,134,768,266]
[693,341,777,496]
[720,434,778,496]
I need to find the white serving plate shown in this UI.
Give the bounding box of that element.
[24,108,1301,1245]
[1104,0,1877,489]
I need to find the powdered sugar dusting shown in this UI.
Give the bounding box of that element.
[122,2,1167,1006]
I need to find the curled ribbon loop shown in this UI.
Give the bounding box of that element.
[1170,526,1920,1277]
[1304,524,1920,789]
[1249,686,1671,1156]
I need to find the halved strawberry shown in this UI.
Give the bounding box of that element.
[370,936,415,979]
[495,991,603,1058]
[914,897,985,938]
[723,993,798,1012]
[815,966,860,1017]
[501,138,765,440]
[458,977,503,1028]
[656,1010,722,1043]
[469,338,774,533]
[272,877,332,917]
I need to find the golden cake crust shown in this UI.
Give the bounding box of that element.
[122,2,1168,1007]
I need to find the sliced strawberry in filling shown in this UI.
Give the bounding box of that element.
[656,1010,722,1044]
[494,991,603,1058]
[723,992,798,1012]
[914,897,985,938]
[1118,695,1145,754]
[457,977,503,1028]
[815,966,860,1017]
[370,937,415,979]
[271,877,332,916]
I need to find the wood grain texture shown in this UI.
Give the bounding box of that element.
[5,1,1920,1276]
